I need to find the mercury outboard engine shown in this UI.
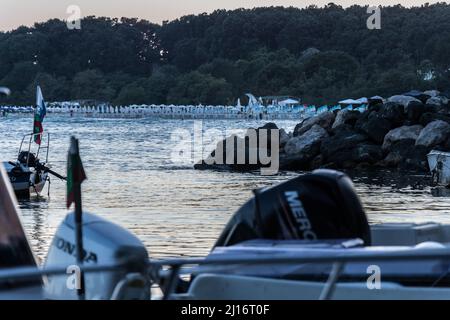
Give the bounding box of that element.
[215,169,371,247]
[44,212,150,300]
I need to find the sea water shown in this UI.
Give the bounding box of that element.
[1,115,449,262]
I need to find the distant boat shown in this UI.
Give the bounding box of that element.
[4,133,51,197]
[427,150,450,186]
[3,86,64,197]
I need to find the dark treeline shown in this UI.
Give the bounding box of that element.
[2,4,450,106]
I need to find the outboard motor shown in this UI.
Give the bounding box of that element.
[44,212,150,300]
[215,169,370,247]
[17,151,37,167]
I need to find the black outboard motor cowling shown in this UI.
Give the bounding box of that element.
[215,169,370,247]
[17,151,37,167]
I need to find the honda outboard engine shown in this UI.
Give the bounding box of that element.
[215,169,370,247]
[44,212,150,300]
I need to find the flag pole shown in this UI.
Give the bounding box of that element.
[70,136,86,299]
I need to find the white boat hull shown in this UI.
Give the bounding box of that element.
[3,162,48,196]
[427,150,450,185]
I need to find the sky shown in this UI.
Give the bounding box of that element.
[0,0,447,31]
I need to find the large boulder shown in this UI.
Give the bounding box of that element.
[380,102,405,126]
[424,90,440,97]
[351,144,383,163]
[425,96,450,114]
[195,122,282,172]
[320,128,368,165]
[387,95,421,107]
[381,139,415,167]
[332,109,360,130]
[405,101,425,123]
[294,111,335,136]
[279,128,290,147]
[420,112,450,126]
[367,103,383,113]
[426,96,449,107]
[382,125,423,151]
[380,139,428,171]
[356,111,393,144]
[282,125,329,168]
[415,120,450,148]
[195,134,258,171]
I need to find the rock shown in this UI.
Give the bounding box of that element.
[416,120,450,148]
[434,134,450,151]
[400,145,429,172]
[352,144,383,163]
[420,112,450,126]
[387,95,421,107]
[367,103,383,113]
[424,90,440,97]
[293,121,304,137]
[380,102,405,126]
[381,151,404,167]
[382,125,423,151]
[294,111,335,136]
[320,129,368,165]
[195,134,257,171]
[332,109,360,130]
[405,101,425,123]
[285,125,328,157]
[310,154,324,169]
[259,122,278,130]
[379,139,427,171]
[356,111,393,144]
[279,128,290,147]
[280,125,328,170]
[403,90,431,103]
[195,122,283,172]
[426,96,449,107]
[381,139,416,167]
[425,96,450,114]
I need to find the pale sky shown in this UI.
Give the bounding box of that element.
[0,0,446,31]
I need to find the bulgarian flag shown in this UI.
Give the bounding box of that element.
[66,137,87,209]
[33,86,47,145]
[66,136,87,299]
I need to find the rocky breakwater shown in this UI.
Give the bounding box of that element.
[194,92,450,173]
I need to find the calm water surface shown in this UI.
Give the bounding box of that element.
[1,115,450,263]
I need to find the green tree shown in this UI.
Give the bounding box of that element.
[167,71,233,105]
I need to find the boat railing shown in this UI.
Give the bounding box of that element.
[1,247,450,299]
[17,132,50,165]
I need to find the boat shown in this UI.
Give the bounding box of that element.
[2,86,64,198]
[427,150,450,186]
[4,161,450,299]
[3,132,51,197]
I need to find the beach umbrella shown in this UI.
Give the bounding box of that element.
[338,99,360,105]
[0,87,11,96]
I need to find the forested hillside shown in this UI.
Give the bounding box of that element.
[1,3,450,105]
